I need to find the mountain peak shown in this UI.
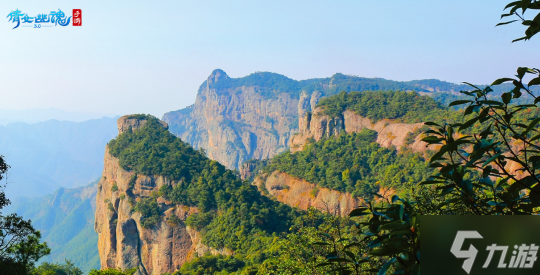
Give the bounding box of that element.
[207,69,229,85]
[117,114,167,134]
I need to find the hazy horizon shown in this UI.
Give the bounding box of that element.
[2,0,539,118]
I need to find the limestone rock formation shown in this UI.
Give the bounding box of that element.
[117,115,168,134]
[95,116,221,275]
[163,70,479,170]
[162,69,321,170]
[253,171,362,216]
[290,108,431,153]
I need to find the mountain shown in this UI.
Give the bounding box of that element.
[95,115,300,274]
[5,181,99,274]
[0,108,115,125]
[247,91,440,215]
[0,117,118,199]
[162,69,522,170]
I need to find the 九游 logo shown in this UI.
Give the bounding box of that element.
[451,230,539,274]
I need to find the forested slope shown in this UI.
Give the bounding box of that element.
[6,181,100,274]
[98,115,305,274]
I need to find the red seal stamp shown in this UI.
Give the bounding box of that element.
[73,9,81,26]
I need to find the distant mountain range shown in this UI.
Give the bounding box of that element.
[0,117,118,199]
[0,108,117,126]
[5,181,99,274]
[163,69,536,169]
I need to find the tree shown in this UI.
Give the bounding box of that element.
[310,2,540,274]
[88,268,137,275]
[32,260,83,275]
[497,1,540,42]
[0,155,50,274]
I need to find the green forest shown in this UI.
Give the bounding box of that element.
[316,90,460,123]
[108,116,302,273]
[262,129,433,198]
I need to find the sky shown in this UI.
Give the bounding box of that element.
[1,0,539,118]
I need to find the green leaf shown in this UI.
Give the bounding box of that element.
[512,36,528,43]
[502,92,512,104]
[449,100,472,106]
[459,117,479,131]
[517,67,528,79]
[528,77,540,86]
[482,152,504,167]
[496,20,518,26]
[522,118,540,137]
[424,122,440,126]
[368,238,383,248]
[349,208,370,217]
[422,136,444,143]
[463,82,481,90]
[491,78,515,85]
[378,257,397,275]
[504,1,521,10]
[344,251,357,261]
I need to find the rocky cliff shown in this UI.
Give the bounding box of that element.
[251,106,436,214]
[162,70,475,170]
[253,171,362,216]
[290,108,430,153]
[162,70,322,170]
[95,115,224,275]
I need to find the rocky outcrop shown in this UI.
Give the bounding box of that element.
[290,108,430,153]
[253,171,362,216]
[162,70,481,169]
[162,70,322,170]
[117,115,168,134]
[95,116,221,275]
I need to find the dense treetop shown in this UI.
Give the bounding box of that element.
[316,90,459,123]
[261,129,433,199]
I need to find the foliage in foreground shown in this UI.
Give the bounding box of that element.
[0,154,51,274]
[308,65,540,274]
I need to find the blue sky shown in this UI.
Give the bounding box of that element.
[1,0,538,118]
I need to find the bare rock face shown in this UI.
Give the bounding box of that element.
[162,70,321,170]
[117,115,168,134]
[253,171,362,216]
[95,117,221,275]
[290,108,430,153]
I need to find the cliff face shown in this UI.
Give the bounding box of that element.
[253,171,362,216]
[252,108,433,214]
[290,108,430,153]
[162,70,323,170]
[162,70,485,170]
[95,116,224,275]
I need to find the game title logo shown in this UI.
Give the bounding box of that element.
[7,9,82,29]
